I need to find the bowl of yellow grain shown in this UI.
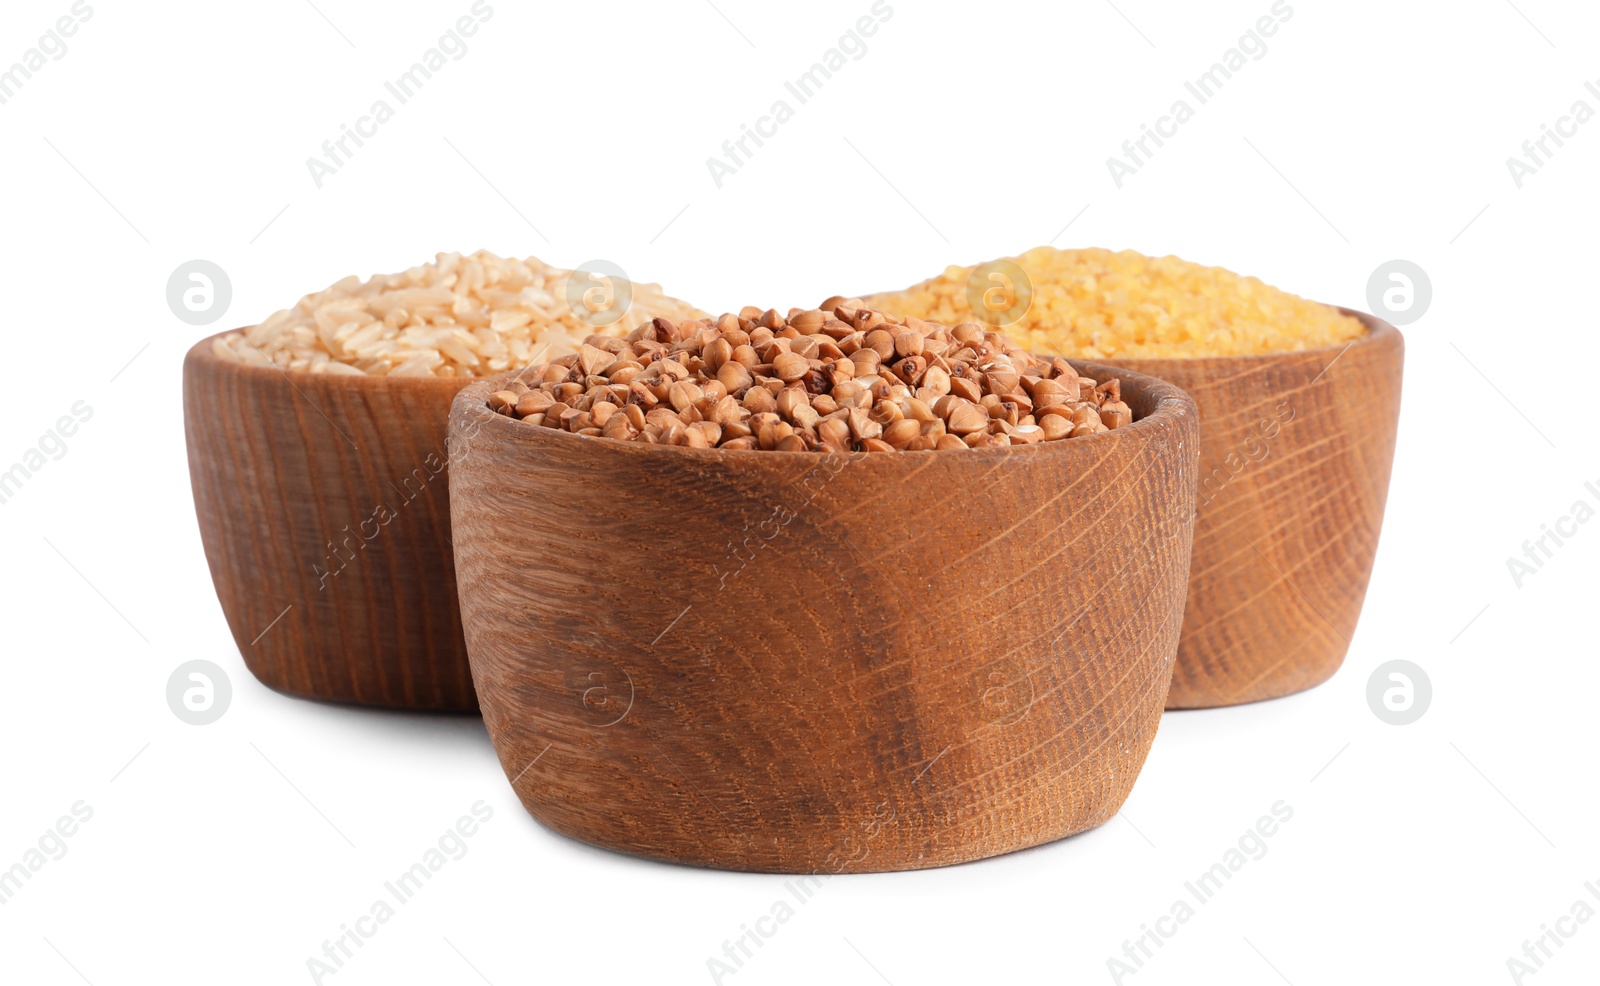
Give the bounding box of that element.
[861,247,1403,708]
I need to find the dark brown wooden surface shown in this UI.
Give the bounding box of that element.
[1103,311,1404,708]
[183,334,478,711]
[449,362,1200,872]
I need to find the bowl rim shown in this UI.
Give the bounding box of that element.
[449,357,1197,464]
[184,329,481,392]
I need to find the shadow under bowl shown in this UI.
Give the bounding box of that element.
[446,361,1200,873]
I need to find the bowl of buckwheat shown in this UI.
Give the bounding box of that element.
[447,299,1201,873]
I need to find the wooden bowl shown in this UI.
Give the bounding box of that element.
[447,362,1200,872]
[183,333,477,711]
[1099,309,1403,708]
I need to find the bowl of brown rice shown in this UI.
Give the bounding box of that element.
[183,250,702,711]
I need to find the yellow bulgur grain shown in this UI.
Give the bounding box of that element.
[864,246,1367,360]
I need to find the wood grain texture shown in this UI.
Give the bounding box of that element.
[183,333,478,711]
[1102,310,1404,709]
[448,362,1199,873]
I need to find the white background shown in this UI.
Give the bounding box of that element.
[2,0,1597,983]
